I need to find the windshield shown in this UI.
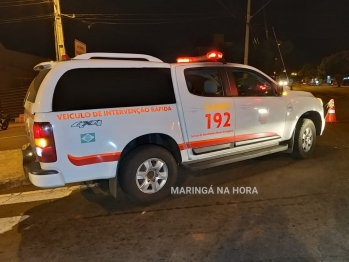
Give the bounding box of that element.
[25,69,50,104]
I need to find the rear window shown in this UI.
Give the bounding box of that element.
[25,69,50,103]
[52,68,175,112]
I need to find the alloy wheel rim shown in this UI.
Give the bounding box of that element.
[135,158,168,194]
[302,127,313,152]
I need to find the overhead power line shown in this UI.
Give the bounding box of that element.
[0,0,44,4]
[0,14,52,24]
[214,0,234,16]
[61,13,235,26]
[0,0,50,8]
[62,13,219,16]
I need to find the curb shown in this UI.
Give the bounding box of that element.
[0,177,31,191]
[0,149,30,191]
[9,122,25,129]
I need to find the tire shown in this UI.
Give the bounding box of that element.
[118,145,178,204]
[1,119,9,130]
[291,118,316,159]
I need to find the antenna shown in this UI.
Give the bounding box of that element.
[272,27,288,82]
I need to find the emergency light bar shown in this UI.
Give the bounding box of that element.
[176,51,223,63]
[62,54,71,61]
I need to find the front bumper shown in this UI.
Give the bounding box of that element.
[22,144,65,188]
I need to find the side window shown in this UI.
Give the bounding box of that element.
[26,69,50,103]
[52,68,175,111]
[232,69,276,97]
[184,68,225,97]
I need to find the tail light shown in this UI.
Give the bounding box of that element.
[33,122,57,162]
[257,84,267,90]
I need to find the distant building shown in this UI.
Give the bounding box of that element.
[0,43,48,118]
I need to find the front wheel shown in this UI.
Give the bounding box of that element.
[118,145,178,204]
[291,119,316,159]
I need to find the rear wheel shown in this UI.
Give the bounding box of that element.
[118,145,178,204]
[291,118,316,159]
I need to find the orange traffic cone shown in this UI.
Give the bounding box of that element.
[325,99,337,123]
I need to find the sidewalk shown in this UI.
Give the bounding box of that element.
[0,148,31,191]
[8,122,25,129]
[0,121,30,191]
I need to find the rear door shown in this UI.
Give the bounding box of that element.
[50,66,183,183]
[175,65,235,159]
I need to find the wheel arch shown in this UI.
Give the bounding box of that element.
[299,111,322,136]
[119,133,182,166]
[285,111,322,153]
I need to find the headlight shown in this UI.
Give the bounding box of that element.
[317,98,323,106]
[278,80,284,85]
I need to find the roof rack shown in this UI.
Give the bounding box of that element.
[73,53,163,62]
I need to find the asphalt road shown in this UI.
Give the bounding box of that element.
[0,85,349,261]
[0,127,28,151]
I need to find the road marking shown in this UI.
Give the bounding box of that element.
[0,184,100,234]
[0,215,29,234]
[0,184,98,206]
[0,135,27,140]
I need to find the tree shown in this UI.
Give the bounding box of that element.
[318,50,349,87]
[298,63,318,81]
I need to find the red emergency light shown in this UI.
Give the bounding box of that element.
[176,51,223,63]
[61,54,70,61]
[206,51,223,59]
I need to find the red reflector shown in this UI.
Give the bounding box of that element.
[33,122,57,163]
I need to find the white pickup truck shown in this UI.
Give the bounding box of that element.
[22,51,325,203]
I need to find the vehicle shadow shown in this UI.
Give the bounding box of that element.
[209,205,318,261]
[12,138,340,261]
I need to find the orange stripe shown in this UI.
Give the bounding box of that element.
[68,152,121,166]
[186,132,278,149]
[68,132,279,165]
[178,143,186,151]
[186,136,235,149]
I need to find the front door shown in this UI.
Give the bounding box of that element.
[175,66,235,159]
[227,67,287,146]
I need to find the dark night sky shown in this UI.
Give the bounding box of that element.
[1,0,349,71]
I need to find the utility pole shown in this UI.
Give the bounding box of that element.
[243,0,272,65]
[243,0,251,65]
[53,0,66,61]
